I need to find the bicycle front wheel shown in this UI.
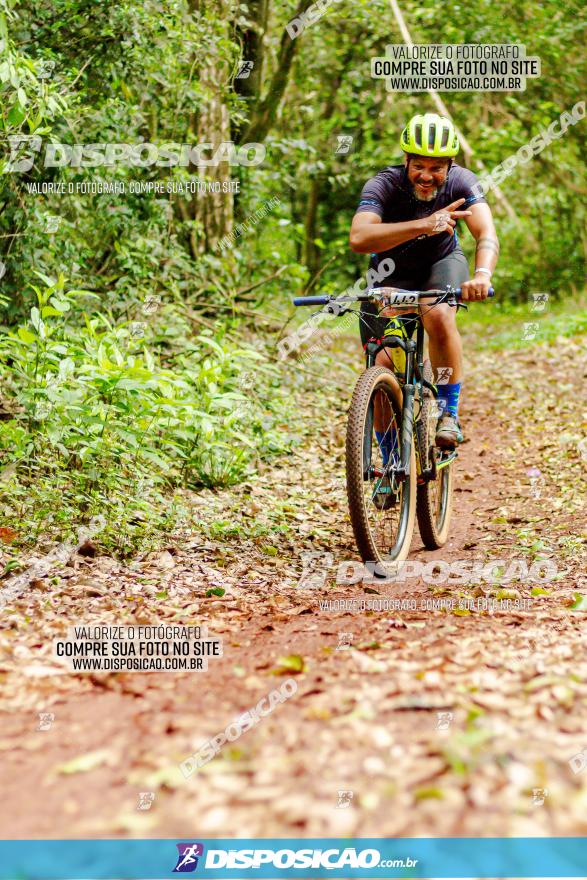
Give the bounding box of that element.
[416,361,454,548]
[346,366,416,574]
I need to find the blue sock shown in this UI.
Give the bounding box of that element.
[436,382,461,418]
[375,429,396,466]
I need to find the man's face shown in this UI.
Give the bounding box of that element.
[405,155,451,201]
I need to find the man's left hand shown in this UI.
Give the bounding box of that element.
[460,273,492,301]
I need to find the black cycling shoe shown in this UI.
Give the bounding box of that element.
[435,413,464,449]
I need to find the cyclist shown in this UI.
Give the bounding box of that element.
[349,112,499,449]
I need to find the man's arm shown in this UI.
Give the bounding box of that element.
[461,202,499,301]
[349,199,472,254]
[350,211,426,253]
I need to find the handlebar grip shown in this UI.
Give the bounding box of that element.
[293,296,330,306]
[454,287,495,298]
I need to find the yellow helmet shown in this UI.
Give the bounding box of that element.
[400,113,460,158]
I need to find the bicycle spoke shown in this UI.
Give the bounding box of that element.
[361,386,407,556]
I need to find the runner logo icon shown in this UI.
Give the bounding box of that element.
[173,843,205,872]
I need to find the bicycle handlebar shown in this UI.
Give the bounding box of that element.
[459,287,495,297]
[293,286,494,307]
[292,295,331,306]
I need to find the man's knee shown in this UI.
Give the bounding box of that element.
[423,307,458,342]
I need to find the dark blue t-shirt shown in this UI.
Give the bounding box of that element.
[354,163,486,277]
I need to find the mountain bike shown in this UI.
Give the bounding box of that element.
[293,286,494,577]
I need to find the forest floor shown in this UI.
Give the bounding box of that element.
[1,321,586,849]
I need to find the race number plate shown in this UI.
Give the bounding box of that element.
[383,292,418,307]
[371,288,418,309]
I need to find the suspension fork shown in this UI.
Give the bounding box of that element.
[414,320,436,398]
[397,341,417,478]
[366,338,417,479]
[416,321,425,377]
[364,340,379,369]
[399,384,414,477]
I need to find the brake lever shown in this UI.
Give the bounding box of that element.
[442,290,469,311]
[327,304,357,317]
[440,293,459,309]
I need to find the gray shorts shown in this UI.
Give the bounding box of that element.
[359,247,469,347]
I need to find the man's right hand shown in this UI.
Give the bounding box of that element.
[423,198,472,237]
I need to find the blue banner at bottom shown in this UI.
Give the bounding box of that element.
[0,837,585,879]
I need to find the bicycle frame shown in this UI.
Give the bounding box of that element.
[363,321,424,481]
[292,284,494,481]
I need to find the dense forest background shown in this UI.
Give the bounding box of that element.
[0,0,585,556]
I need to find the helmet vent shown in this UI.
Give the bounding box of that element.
[401,114,460,157]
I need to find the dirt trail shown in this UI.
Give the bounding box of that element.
[0,332,586,840]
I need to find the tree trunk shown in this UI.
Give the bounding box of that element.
[303,177,321,277]
[239,0,314,145]
[234,0,269,110]
[289,184,303,264]
[188,0,234,254]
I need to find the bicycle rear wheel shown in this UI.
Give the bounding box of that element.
[346,366,416,574]
[416,361,454,548]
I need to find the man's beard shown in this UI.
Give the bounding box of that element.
[412,184,438,202]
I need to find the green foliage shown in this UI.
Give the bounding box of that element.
[0,276,291,555]
[255,0,586,298]
[0,0,584,561]
[461,293,587,350]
